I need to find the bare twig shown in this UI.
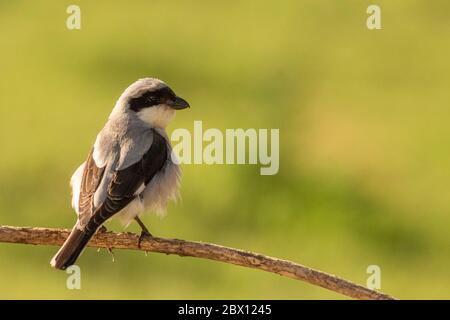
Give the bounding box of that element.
[0,225,395,300]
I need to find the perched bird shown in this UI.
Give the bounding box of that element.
[51,78,189,270]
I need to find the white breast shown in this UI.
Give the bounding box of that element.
[114,157,181,226]
[141,158,181,216]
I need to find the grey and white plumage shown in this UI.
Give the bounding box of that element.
[51,78,189,270]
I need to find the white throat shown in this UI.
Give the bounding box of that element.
[137,105,176,129]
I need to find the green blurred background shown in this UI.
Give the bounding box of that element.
[0,1,449,299]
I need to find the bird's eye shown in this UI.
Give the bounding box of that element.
[129,92,158,112]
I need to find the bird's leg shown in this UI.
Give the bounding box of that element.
[135,217,152,236]
[135,216,153,248]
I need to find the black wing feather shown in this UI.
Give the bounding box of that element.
[86,130,168,231]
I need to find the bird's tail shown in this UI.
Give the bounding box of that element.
[50,223,97,270]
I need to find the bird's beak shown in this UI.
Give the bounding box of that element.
[169,96,190,110]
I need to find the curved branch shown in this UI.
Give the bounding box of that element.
[0,225,395,300]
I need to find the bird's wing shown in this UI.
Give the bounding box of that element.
[77,129,168,230]
[78,149,106,221]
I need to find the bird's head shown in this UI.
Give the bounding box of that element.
[116,78,189,128]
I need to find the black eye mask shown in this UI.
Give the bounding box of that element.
[129,87,176,112]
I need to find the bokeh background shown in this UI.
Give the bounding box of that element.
[0,1,449,299]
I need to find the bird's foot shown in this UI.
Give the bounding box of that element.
[138,230,153,249]
[134,216,153,248]
[97,225,108,233]
[107,247,115,262]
